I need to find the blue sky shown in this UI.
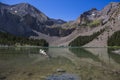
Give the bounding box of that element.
[0,0,120,21]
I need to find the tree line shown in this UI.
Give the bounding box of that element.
[69,29,105,47]
[108,30,120,46]
[0,32,49,47]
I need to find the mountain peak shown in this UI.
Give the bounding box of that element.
[76,7,99,24]
[91,8,97,11]
[0,2,9,7]
[0,2,7,5]
[11,2,37,11]
[11,2,33,9]
[5,2,49,22]
[16,2,30,5]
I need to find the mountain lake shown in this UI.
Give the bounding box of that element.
[0,47,120,80]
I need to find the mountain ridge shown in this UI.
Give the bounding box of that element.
[0,2,120,47]
[0,2,71,37]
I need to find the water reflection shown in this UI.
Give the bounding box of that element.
[0,47,120,80]
[108,48,120,64]
[85,48,120,69]
[69,48,100,62]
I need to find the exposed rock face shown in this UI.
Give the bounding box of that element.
[76,8,100,24]
[99,2,120,24]
[101,2,120,16]
[77,2,120,26]
[0,2,73,37]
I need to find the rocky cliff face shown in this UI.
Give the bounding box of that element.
[0,2,74,37]
[76,2,120,26]
[76,8,99,24]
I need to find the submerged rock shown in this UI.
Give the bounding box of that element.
[27,73,34,76]
[56,69,66,73]
[0,76,6,80]
[46,73,80,80]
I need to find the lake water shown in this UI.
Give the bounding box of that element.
[0,47,120,80]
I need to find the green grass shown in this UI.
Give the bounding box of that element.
[87,20,101,27]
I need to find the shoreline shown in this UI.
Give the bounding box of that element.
[0,45,120,48]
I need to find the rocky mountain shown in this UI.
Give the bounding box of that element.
[50,2,120,47]
[0,2,120,47]
[0,2,74,37]
[76,8,99,25]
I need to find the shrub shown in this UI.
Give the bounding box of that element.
[88,20,101,27]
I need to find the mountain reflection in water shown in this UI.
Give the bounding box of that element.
[0,47,120,80]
